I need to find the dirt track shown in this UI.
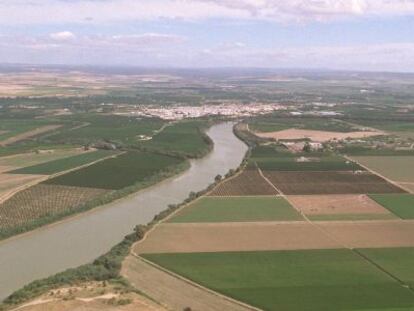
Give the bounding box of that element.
[122,255,253,311]
[0,125,62,146]
[255,128,385,142]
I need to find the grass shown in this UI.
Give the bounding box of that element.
[358,247,414,288]
[140,121,212,157]
[352,156,414,182]
[9,150,116,175]
[143,249,414,311]
[369,194,414,219]
[44,151,184,190]
[168,196,302,223]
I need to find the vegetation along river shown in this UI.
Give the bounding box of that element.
[0,122,248,301]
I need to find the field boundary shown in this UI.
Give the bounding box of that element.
[131,253,259,311]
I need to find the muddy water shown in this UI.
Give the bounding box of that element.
[0,122,247,301]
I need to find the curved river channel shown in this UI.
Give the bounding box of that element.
[0,122,247,301]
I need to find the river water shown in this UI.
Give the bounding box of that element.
[0,122,247,301]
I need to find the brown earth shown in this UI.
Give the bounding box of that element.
[122,255,253,311]
[399,183,414,193]
[0,125,62,146]
[8,282,165,311]
[288,194,392,215]
[263,171,405,195]
[319,220,414,248]
[0,184,108,230]
[134,222,341,254]
[0,174,45,201]
[255,128,385,142]
[209,169,278,196]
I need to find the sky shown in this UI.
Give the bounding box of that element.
[0,0,414,72]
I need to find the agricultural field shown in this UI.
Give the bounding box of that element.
[8,150,116,175]
[263,171,405,195]
[0,148,83,169]
[168,196,302,223]
[351,156,414,184]
[44,151,184,190]
[142,249,414,311]
[0,184,108,231]
[140,121,211,157]
[370,194,414,219]
[46,114,165,146]
[288,194,396,221]
[0,119,61,144]
[254,155,363,171]
[208,169,278,196]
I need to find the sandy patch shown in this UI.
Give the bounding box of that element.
[288,194,392,215]
[0,125,62,146]
[319,220,414,248]
[122,255,252,311]
[134,222,340,254]
[255,128,385,142]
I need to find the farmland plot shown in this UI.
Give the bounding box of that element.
[263,171,405,195]
[0,184,107,231]
[208,169,278,196]
[143,249,414,311]
[370,194,414,219]
[169,196,301,223]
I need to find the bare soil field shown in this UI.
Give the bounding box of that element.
[319,220,414,248]
[122,256,251,311]
[255,128,385,142]
[9,282,165,311]
[134,222,340,254]
[263,171,405,195]
[0,125,62,146]
[208,169,278,196]
[0,184,108,230]
[351,156,414,183]
[0,174,45,201]
[288,194,393,216]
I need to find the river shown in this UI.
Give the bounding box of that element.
[0,122,247,301]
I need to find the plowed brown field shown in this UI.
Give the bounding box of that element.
[209,169,278,196]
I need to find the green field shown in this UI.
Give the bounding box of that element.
[46,115,164,145]
[352,156,414,182]
[141,121,211,157]
[44,151,184,189]
[143,249,414,311]
[254,156,362,171]
[0,119,57,142]
[359,247,414,288]
[169,196,302,223]
[0,148,80,168]
[249,117,357,133]
[9,150,116,175]
[369,194,414,219]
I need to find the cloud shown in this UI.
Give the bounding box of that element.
[1,0,414,25]
[50,31,76,41]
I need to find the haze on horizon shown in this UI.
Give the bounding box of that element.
[1,0,414,72]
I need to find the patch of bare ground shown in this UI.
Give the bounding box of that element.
[0,125,62,146]
[134,222,340,254]
[8,282,165,311]
[319,220,414,248]
[208,169,278,196]
[263,171,405,195]
[0,174,45,201]
[288,194,393,215]
[122,255,253,311]
[399,183,414,193]
[255,128,385,142]
[0,184,108,230]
